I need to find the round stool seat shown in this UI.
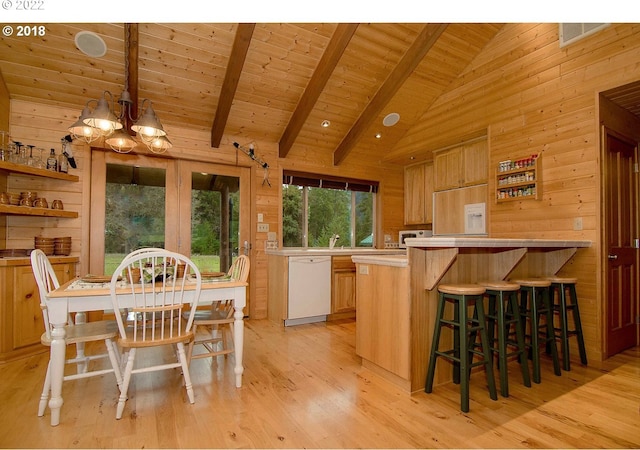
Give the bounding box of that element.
[511,278,551,288]
[438,284,486,296]
[547,276,578,284]
[478,280,520,291]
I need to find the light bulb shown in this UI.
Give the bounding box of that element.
[142,126,156,137]
[96,119,113,132]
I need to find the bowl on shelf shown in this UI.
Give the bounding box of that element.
[52,236,72,255]
[35,244,55,255]
[34,236,56,255]
[7,192,21,205]
[54,245,71,255]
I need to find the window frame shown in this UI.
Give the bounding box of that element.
[282,171,377,249]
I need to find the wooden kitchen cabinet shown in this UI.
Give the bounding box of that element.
[433,139,488,191]
[0,256,77,362]
[404,162,433,225]
[355,262,411,386]
[331,256,356,316]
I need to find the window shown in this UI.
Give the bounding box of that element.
[282,171,377,248]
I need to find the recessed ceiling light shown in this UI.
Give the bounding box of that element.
[383,112,400,127]
[375,133,382,139]
[321,120,330,128]
[74,31,107,58]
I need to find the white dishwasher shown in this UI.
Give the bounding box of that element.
[286,255,332,326]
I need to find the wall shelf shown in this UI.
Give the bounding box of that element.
[0,160,79,182]
[0,160,79,219]
[0,204,78,218]
[496,154,541,203]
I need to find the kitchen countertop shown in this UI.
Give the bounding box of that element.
[351,254,408,267]
[348,237,592,268]
[266,247,405,257]
[406,237,592,248]
[0,255,79,266]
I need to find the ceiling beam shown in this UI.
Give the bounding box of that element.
[333,23,448,166]
[278,23,359,158]
[124,23,138,133]
[210,23,256,148]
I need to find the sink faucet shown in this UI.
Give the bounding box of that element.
[329,234,340,249]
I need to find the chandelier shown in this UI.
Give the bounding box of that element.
[68,27,172,154]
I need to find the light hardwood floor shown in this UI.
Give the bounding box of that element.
[0,318,638,448]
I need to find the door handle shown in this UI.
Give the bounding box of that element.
[608,254,618,260]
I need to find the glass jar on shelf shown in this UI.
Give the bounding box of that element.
[26,144,36,167]
[34,147,46,169]
[17,142,28,165]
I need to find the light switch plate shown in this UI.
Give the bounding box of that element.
[257,223,269,232]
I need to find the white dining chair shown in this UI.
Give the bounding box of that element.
[186,255,250,364]
[30,249,123,418]
[109,250,201,419]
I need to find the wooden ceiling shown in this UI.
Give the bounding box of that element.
[0,23,506,165]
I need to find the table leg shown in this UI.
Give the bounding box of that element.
[48,323,67,426]
[233,306,244,388]
[74,311,87,373]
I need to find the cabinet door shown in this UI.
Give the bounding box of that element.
[433,148,463,191]
[404,162,434,225]
[12,262,73,350]
[333,270,356,313]
[12,265,44,349]
[423,162,434,223]
[404,164,426,225]
[332,256,356,313]
[462,140,488,186]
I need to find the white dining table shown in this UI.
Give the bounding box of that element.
[44,277,247,426]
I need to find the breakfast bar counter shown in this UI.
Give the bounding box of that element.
[352,237,591,393]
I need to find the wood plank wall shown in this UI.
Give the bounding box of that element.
[0,75,9,249]
[4,99,405,319]
[393,23,640,362]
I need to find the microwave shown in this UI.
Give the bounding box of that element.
[399,229,432,248]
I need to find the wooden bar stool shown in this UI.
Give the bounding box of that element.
[511,278,561,383]
[425,283,497,413]
[547,276,587,371]
[478,281,531,397]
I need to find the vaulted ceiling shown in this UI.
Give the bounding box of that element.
[0,23,506,165]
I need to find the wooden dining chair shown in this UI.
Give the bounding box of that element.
[30,249,123,418]
[109,250,202,419]
[186,255,250,364]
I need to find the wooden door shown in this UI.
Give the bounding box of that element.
[604,130,638,356]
